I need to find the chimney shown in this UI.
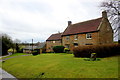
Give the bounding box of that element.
[68,21,72,26]
[102,11,107,18]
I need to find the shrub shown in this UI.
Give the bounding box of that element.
[53,46,65,53]
[32,50,38,56]
[64,48,70,53]
[67,51,73,54]
[18,48,23,53]
[73,44,120,58]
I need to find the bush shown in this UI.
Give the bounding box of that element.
[53,46,65,53]
[64,48,70,53]
[67,51,73,54]
[18,48,23,53]
[32,50,38,56]
[73,44,120,58]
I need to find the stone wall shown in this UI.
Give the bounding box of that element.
[62,32,99,51]
[46,40,62,52]
[98,18,113,44]
[62,18,113,51]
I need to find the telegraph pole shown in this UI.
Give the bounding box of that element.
[32,39,33,53]
[118,26,120,44]
[0,36,2,56]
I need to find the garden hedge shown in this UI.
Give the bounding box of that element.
[53,46,65,53]
[73,44,120,58]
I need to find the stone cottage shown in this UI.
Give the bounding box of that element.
[46,11,113,52]
[46,33,62,52]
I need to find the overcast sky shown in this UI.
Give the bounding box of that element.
[0,0,106,43]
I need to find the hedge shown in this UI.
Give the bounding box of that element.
[53,46,65,53]
[73,44,120,58]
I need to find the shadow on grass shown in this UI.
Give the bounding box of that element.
[84,58,101,61]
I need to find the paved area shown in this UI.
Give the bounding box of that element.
[2,54,31,61]
[0,54,30,80]
[0,55,17,79]
[0,68,18,80]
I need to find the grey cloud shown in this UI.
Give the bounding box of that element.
[10,1,53,15]
[0,0,108,42]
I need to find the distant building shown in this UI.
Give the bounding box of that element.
[23,46,37,53]
[46,33,62,52]
[46,11,113,52]
[23,42,46,53]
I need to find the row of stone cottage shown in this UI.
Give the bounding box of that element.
[46,11,113,52]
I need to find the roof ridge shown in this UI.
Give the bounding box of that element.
[62,17,102,36]
[52,32,62,35]
[46,32,62,41]
[71,17,102,26]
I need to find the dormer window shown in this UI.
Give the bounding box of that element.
[86,33,92,39]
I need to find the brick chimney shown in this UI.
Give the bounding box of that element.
[102,11,107,19]
[68,21,72,26]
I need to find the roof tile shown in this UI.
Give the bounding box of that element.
[46,33,62,41]
[62,17,102,36]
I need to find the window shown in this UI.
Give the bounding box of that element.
[74,43,78,47]
[74,35,78,40]
[66,36,70,40]
[65,44,70,48]
[86,33,92,39]
[85,43,93,45]
[53,41,55,43]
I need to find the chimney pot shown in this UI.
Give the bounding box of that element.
[68,21,72,26]
[102,11,107,18]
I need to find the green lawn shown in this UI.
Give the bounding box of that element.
[1,53,30,59]
[2,53,119,78]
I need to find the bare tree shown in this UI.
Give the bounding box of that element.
[13,39,21,44]
[100,0,120,43]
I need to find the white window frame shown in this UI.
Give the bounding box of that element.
[86,33,92,39]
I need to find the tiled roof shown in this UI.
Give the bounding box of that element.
[36,42,46,49]
[62,17,102,36]
[23,46,37,50]
[46,33,62,41]
[23,42,46,49]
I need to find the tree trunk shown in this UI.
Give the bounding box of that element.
[2,50,8,56]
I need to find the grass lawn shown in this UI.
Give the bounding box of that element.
[1,53,30,59]
[2,53,119,78]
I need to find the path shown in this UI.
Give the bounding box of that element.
[0,54,31,79]
[0,68,18,80]
[2,54,31,61]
